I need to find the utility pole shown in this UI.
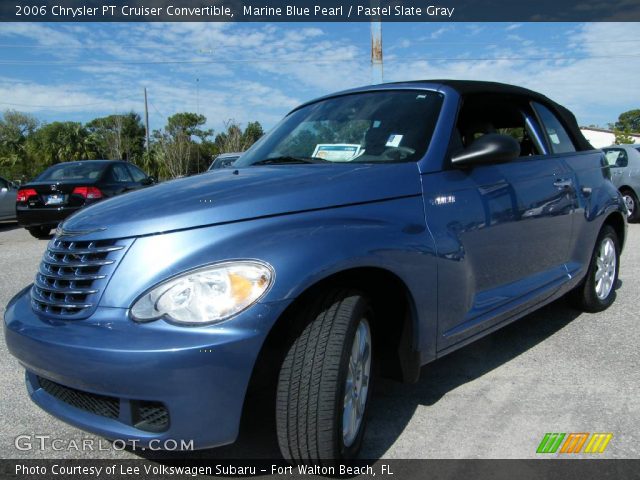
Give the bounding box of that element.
[196,77,200,173]
[196,77,200,115]
[370,1,383,84]
[144,87,150,155]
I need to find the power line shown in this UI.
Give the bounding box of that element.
[0,58,345,65]
[148,100,167,118]
[0,38,357,51]
[386,54,640,61]
[0,97,138,109]
[0,53,638,67]
[394,39,640,47]
[0,38,639,50]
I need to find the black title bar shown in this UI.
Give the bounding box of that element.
[3,0,640,22]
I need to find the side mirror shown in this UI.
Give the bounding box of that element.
[452,133,520,167]
[142,176,157,185]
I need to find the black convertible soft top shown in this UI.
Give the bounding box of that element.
[294,79,594,152]
[398,79,593,151]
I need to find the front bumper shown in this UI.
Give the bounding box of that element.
[4,287,290,449]
[16,206,81,228]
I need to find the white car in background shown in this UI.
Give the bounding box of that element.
[0,176,17,221]
[603,144,640,222]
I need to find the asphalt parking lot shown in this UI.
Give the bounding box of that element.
[0,221,638,460]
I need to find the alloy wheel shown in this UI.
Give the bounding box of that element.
[342,318,372,448]
[595,237,616,300]
[623,194,635,219]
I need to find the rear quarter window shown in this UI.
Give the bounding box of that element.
[127,164,147,182]
[107,164,133,183]
[533,103,576,154]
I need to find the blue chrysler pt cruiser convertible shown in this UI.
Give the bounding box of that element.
[4,81,627,462]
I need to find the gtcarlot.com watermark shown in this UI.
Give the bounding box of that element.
[15,434,194,452]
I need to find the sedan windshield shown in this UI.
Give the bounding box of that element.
[236,90,443,166]
[35,162,106,182]
[209,155,240,170]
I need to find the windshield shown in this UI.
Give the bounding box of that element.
[236,90,443,167]
[35,162,106,182]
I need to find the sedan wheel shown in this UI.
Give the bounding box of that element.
[622,190,639,222]
[26,226,51,239]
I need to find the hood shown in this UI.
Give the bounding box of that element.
[60,163,422,241]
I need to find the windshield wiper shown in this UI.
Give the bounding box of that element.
[252,155,329,165]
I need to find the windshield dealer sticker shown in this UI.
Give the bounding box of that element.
[312,144,361,161]
[385,134,403,148]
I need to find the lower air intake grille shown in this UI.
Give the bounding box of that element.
[37,376,170,433]
[133,401,171,432]
[38,377,120,419]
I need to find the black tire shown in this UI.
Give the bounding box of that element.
[570,225,620,312]
[26,226,51,239]
[276,289,374,464]
[621,189,639,223]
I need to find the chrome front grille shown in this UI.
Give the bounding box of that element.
[31,237,131,318]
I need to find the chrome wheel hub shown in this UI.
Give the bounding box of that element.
[342,318,371,447]
[595,237,616,300]
[623,194,635,218]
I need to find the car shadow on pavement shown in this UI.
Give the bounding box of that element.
[362,297,583,458]
[135,296,584,462]
[0,221,20,233]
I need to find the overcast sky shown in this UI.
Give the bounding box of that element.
[0,22,638,133]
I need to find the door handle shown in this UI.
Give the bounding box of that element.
[553,178,573,189]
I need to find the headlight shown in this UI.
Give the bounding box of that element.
[131,261,273,325]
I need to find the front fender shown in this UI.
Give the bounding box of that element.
[100,196,439,359]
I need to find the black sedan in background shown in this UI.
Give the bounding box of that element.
[17,160,155,238]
